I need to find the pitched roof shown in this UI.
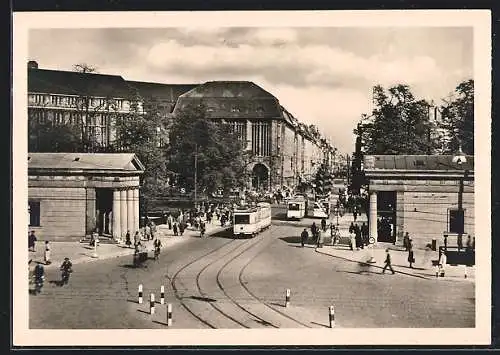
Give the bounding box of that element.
[28,68,135,98]
[364,155,474,171]
[28,153,145,172]
[173,81,283,119]
[126,81,198,102]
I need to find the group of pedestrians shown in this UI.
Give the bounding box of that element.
[348,222,369,251]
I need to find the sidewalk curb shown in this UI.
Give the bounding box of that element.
[36,225,232,270]
[314,247,433,280]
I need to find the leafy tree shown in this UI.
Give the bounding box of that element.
[438,79,474,154]
[361,84,438,155]
[28,119,81,152]
[313,162,334,197]
[113,98,167,214]
[167,103,250,198]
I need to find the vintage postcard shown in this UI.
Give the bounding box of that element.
[12,10,491,346]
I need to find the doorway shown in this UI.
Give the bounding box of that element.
[96,188,113,235]
[377,191,396,243]
[252,163,269,191]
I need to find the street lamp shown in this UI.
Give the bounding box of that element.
[452,145,468,249]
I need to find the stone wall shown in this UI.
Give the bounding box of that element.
[28,186,87,240]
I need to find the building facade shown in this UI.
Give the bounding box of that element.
[27,62,335,192]
[28,153,145,241]
[363,155,474,249]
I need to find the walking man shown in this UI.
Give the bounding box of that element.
[382,248,395,274]
[300,228,309,248]
[28,231,37,252]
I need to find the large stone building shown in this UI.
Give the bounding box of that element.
[28,153,145,241]
[363,154,474,249]
[27,62,336,191]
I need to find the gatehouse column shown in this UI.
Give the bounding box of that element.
[85,188,96,235]
[120,189,128,237]
[127,188,134,234]
[133,188,140,234]
[246,120,252,151]
[112,189,121,241]
[369,190,378,243]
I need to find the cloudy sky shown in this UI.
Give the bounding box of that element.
[28,27,473,154]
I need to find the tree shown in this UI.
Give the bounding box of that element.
[113,98,167,215]
[167,103,250,198]
[28,119,81,152]
[361,84,438,155]
[438,79,474,154]
[313,162,334,197]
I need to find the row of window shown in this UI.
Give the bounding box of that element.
[29,94,126,110]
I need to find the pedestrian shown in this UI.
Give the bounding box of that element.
[145,224,151,240]
[167,214,173,230]
[200,220,206,238]
[349,230,356,251]
[125,231,131,247]
[355,223,363,249]
[321,218,327,232]
[353,207,358,222]
[134,231,140,244]
[311,222,317,238]
[316,229,324,248]
[438,250,447,277]
[403,232,410,251]
[348,222,355,234]
[179,222,185,236]
[44,241,51,265]
[408,245,415,268]
[153,238,162,260]
[173,222,178,236]
[300,228,309,247]
[382,248,395,274]
[457,233,463,251]
[361,222,369,246]
[28,231,37,252]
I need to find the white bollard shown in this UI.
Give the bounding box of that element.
[329,306,335,328]
[167,303,173,326]
[285,288,290,307]
[150,293,155,315]
[138,284,143,304]
[464,265,468,279]
[434,264,439,278]
[92,241,98,258]
[160,285,165,304]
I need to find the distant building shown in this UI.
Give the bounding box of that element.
[363,155,474,249]
[27,62,335,191]
[28,153,145,241]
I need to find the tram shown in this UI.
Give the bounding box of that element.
[307,200,331,218]
[286,196,307,220]
[233,202,272,238]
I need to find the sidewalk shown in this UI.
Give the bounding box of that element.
[315,243,475,282]
[28,221,231,270]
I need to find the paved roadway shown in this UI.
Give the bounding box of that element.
[29,208,474,329]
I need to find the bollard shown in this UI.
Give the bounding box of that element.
[150,293,155,315]
[464,265,467,279]
[167,303,173,326]
[285,288,290,307]
[434,265,439,278]
[138,284,143,304]
[92,241,98,258]
[160,285,165,305]
[329,306,335,328]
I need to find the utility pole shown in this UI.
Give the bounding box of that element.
[346,154,350,187]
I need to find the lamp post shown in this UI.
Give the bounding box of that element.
[452,145,467,249]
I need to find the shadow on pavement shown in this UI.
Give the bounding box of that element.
[310,321,330,328]
[137,309,150,315]
[207,228,234,239]
[48,279,65,287]
[269,302,285,308]
[152,320,168,326]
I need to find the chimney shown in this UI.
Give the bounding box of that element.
[27,60,38,70]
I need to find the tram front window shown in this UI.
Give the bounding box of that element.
[234,215,250,224]
[288,203,300,211]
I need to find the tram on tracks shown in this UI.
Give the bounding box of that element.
[286,196,307,220]
[233,202,272,238]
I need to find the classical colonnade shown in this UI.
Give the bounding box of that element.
[111,187,139,241]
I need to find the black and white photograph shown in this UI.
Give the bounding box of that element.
[12,10,491,346]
